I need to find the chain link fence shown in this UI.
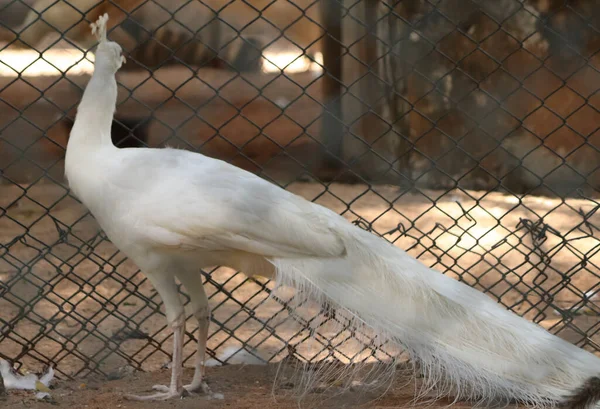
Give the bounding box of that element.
[1,0,599,380]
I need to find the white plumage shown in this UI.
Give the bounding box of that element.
[64,14,600,406]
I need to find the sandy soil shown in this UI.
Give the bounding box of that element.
[2,363,508,409]
[1,181,599,386]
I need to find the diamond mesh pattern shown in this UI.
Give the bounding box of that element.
[0,0,599,378]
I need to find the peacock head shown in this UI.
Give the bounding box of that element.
[90,13,126,74]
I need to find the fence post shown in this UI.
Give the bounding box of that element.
[341,0,410,182]
[319,0,345,174]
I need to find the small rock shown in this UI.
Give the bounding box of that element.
[106,365,135,381]
[211,393,224,400]
[36,392,57,404]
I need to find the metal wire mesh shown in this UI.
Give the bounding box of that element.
[1,0,599,379]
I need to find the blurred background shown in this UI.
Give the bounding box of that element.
[1,0,599,380]
[2,0,599,195]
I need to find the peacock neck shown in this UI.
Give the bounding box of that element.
[64,65,120,200]
[68,67,118,149]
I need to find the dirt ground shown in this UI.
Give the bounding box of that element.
[1,180,600,394]
[2,363,505,409]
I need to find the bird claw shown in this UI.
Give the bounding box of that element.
[124,385,189,401]
[153,381,211,395]
[184,381,211,395]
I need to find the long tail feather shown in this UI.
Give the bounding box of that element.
[267,222,600,407]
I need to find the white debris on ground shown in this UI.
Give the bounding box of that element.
[0,359,55,400]
[205,346,267,367]
[209,392,225,400]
